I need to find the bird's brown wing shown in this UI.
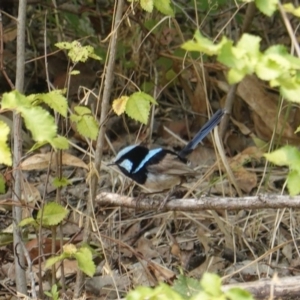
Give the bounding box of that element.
[147,153,197,176]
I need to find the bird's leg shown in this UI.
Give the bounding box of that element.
[157,186,178,210]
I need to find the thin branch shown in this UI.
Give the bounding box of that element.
[96,192,300,211]
[74,0,125,297]
[13,0,28,295]
[222,275,300,299]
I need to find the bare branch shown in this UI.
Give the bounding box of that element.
[96,192,300,211]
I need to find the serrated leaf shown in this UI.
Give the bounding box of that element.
[112,96,129,116]
[76,115,98,140]
[18,217,37,227]
[255,0,278,17]
[126,92,155,124]
[287,170,300,196]
[182,31,226,55]
[256,56,285,81]
[0,121,12,166]
[74,246,96,277]
[74,106,93,115]
[59,41,101,63]
[264,145,300,170]
[55,41,72,50]
[1,90,28,109]
[217,39,237,68]
[140,0,154,12]
[20,106,57,142]
[50,136,69,150]
[30,91,68,117]
[52,177,71,188]
[45,254,65,269]
[236,34,261,56]
[153,0,174,16]
[37,202,68,226]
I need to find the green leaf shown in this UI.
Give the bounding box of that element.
[255,0,278,17]
[0,174,5,194]
[50,136,69,150]
[140,0,153,12]
[74,106,93,115]
[45,253,65,269]
[70,70,80,75]
[264,145,300,169]
[18,217,37,227]
[287,170,300,196]
[55,41,73,50]
[220,34,261,83]
[0,121,12,166]
[225,287,254,300]
[1,90,28,109]
[52,177,71,188]
[74,246,96,277]
[28,91,68,117]
[21,106,57,142]
[280,81,300,102]
[283,3,300,17]
[56,41,101,63]
[153,0,174,16]
[37,202,68,226]
[173,274,202,298]
[0,233,13,246]
[71,106,99,140]
[200,273,222,296]
[126,92,157,124]
[182,31,225,55]
[112,96,129,116]
[217,39,237,68]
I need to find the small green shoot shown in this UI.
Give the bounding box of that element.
[45,244,96,277]
[70,106,99,140]
[44,284,60,300]
[112,91,157,124]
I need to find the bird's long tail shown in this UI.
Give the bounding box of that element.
[178,109,225,158]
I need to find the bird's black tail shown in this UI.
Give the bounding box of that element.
[178,109,225,158]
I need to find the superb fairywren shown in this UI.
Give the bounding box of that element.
[111,109,225,192]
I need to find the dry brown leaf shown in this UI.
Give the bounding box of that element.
[148,261,176,282]
[237,76,300,144]
[21,152,88,170]
[137,237,160,259]
[4,25,17,43]
[227,147,263,193]
[26,238,62,263]
[21,183,41,218]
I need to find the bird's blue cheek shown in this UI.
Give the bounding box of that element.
[119,159,133,173]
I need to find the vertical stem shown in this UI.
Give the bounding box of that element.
[13,0,28,295]
[74,0,125,297]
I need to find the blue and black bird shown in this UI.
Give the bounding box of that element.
[111,109,225,192]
